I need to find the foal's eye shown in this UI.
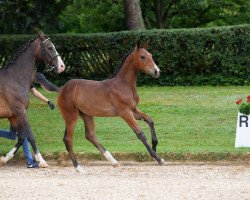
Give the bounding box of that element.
[140,56,145,60]
[48,47,53,50]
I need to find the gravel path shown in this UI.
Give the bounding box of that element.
[0,162,249,200]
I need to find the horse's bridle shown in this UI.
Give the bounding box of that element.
[40,38,59,71]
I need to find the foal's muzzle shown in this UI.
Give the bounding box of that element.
[150,65,160,78]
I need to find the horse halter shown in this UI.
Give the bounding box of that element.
[40,38,59,71]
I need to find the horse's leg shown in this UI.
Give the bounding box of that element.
[20,121,48,167]
[133,108,158,152]
[80,113,119,167]
[15,114,48,167]
[0,135,24,164]
[121,110,165,165]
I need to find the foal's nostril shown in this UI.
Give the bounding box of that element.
[154,69,158,75]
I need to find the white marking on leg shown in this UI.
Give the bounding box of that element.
[76,165,86,174]
[103,151,119,166]
[1,147,17,163]
[35,153,49,168]
[159,158,165,165]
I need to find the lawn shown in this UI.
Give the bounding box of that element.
[0,86,250,160]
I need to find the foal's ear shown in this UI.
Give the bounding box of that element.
[135,40,148,50]
[135,40,141,50]
[142,42,148,49]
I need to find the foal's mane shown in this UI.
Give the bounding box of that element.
[0,38,36,71]
[108,49,134,79]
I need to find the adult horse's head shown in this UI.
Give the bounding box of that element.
[133,42,160,78]
[36,31,65,73]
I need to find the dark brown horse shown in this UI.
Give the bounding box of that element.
[0,32,65,167]
[58,43,165,173]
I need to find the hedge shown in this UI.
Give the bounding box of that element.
[0,25,249,86]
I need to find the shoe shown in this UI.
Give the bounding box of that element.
[27,160,39,168]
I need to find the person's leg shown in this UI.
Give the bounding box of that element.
[0,126,18,163]
[0,126,17,140]
[21,137,33,163]
[22,137,39,168]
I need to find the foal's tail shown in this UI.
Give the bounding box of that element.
[35,73,60,92]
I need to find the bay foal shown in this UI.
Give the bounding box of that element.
[58,43,165,173]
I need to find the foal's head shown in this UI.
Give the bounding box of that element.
[36,31,65,73]
[132,43,160,78]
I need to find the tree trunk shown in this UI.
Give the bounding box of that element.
[123,0,145,30]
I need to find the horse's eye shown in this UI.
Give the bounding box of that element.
[48,47,53,50]
[140,56,145,60]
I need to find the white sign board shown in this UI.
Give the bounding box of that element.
[235,112,250,148]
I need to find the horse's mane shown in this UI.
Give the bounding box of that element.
[0,38,36,71]
[108,49,134,79]
[35,72,60,92]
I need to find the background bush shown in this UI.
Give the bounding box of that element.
[0,25,249,86]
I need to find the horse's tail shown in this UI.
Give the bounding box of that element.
[35,73,60,92]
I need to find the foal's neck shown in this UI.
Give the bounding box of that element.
[115,56,138,89]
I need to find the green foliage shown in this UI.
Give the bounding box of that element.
[59,0,125,33]
[0,0,249,34]
[141,0,250,29]
[0,25,249,86]
[0,0,72,34]
[58,0,250,33]
[238,103,250,115]
[237,96,250,115]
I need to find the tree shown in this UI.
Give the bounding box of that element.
[123,0,145,30]
[58,0,249,33]
[59,0,125,33]
[2,0,247,34]
[141,0,250,29]
[0,0,72,34]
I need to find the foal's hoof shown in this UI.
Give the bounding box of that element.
[158,159,165,165]
[39,161,49,168]
[113,162,120,168]
[76,165,87,174]
[0,156,6,166]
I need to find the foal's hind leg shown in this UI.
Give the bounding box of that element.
[80,114,119,167]
[63,114,86,173]
[133,108,158,152]
[121,110,165,165]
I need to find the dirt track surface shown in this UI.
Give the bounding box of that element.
[0,162,249,200]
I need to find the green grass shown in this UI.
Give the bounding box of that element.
[0,86,250,160]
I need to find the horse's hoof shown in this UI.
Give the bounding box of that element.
[0,156,6,166]
[39,161,49,168]
[76,165,87,174]
[159,158,165,165]
[113,162,120,168]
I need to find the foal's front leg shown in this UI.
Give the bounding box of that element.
[121,110,165,165]
[133,108,158,152]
